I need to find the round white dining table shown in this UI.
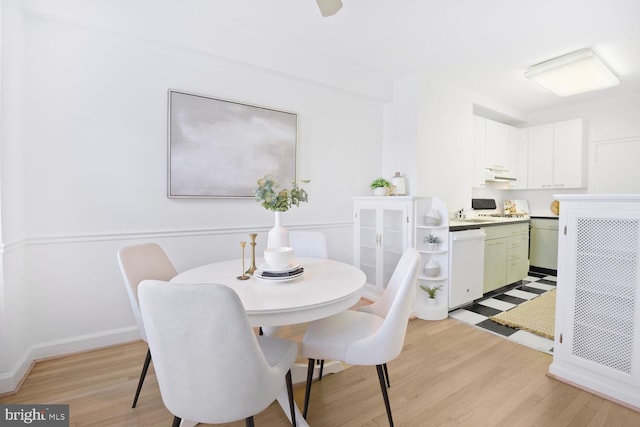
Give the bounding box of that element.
[170,257,366,427]
[171,257,366,327]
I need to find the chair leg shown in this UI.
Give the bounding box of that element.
[245,416,255,427]
[132,348,152,408]
[285,370,296,426]
[383,363,390,388]
[318,360,325,380]
[259,327,263,335]
[171,416,181,427]
[376,364,394,427]
[303,358,315,418]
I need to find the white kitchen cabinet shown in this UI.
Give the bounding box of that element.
[550,194,640,411]
[527,123,554,189]
[527,119,585,189]
[507,127,528,189]
[485,119,509,170]
[473,116,522,188]
[354,197,411,300]
[483,222,530,293]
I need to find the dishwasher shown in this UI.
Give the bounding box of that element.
[448,228,486,309]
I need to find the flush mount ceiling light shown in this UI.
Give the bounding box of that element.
[525,48,620,97]
[316,0,343,17]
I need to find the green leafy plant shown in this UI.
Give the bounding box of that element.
[369,177,392,190]
[420,284,442,299]
[424,233,441,244]
[254,175,309,212]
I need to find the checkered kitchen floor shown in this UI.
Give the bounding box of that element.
[449,271,557,354]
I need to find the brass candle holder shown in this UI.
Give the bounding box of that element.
[246,233,258,275]
[237,241,250,280]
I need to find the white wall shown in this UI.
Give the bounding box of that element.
[0,4,385,391]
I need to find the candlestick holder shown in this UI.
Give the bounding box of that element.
[246,233,258,275]
[237,241,250,280]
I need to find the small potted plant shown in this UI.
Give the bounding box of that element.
[369,177,394,196]
[420,284,442,302]
[417,284,447,321]
[424,233,441,251]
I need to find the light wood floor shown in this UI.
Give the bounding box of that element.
[2,318,640,426]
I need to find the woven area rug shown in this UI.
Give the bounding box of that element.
[490,289,556,339]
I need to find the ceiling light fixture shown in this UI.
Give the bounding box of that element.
[525,48,620,97]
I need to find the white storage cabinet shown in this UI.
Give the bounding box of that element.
[549,194,640,411]
[354,197,413,300]
[414,198,449,319]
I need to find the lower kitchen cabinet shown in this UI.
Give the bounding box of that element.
[483,222,530,293]
[550,194,640,411]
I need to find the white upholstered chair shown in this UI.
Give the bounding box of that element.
[289,231,328,259]
[117,242,178,408]
[301,248,420,426]
[138,280,298,427]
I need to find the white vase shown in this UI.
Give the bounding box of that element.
[427,297,438,307]
[267,211,290,248]
[423,259,440,277]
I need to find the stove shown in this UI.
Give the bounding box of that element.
[478,213,529,219]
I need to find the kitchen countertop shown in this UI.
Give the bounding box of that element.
[449,217,531,232]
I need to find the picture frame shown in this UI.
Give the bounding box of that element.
[167,89,298,198]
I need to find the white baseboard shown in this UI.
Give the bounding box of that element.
[0,326,139,394]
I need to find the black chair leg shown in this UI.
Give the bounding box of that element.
[171,416,181,427]
[245,416,255,427]
[286,370,296,426]
[259,327,264,335]
[303,358,315,418]
[318,360,325,380]
[376,364,394,427]
[132,348,152,408]
[383,363,390,388]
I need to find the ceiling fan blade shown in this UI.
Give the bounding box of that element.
[316,0,343,17]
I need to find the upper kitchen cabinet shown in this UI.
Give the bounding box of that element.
[485,119,509,170]
[473,116,521,187]
[527,119,585,189]
[507,126,528,190]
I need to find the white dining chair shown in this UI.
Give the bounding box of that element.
[117,242,178,408]
[289,230,328,259]
[138,280,298,427]
[301,247,420,426]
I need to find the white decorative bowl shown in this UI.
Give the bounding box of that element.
[264,247,294,270]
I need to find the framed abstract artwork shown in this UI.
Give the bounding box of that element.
[167,90,298,198]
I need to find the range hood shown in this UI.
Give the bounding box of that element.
[485,167,517,182]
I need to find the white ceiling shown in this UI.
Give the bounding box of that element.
[25,0,640,115]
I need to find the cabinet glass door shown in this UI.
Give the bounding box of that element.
[358,208,377,287]
[381,207,407,289]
